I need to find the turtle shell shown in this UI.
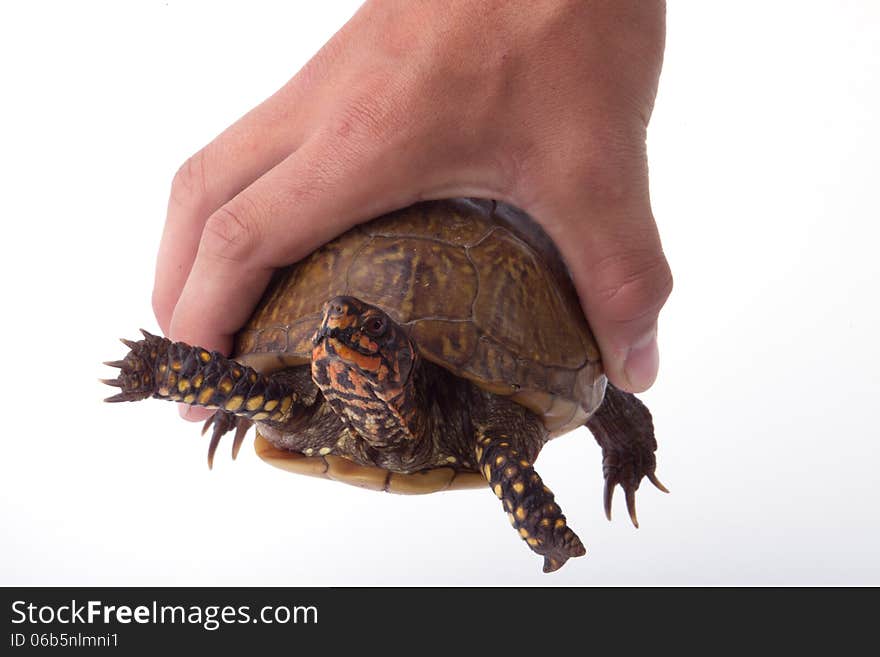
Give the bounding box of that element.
[235,198,606,491]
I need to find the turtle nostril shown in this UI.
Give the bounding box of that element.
[325,296,355,319]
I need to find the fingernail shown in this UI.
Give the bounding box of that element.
[623,328,659,392]
[178,403,192,420]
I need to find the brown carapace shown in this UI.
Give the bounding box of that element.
[104,199,666,572]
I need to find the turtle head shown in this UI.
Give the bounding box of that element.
[311,297,418,439]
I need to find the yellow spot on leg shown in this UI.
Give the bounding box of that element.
[199,350,211,362]
[483,464,492,480]
[177,379,190,393]
[495,455,506,466]
[198,387,215,404]
[555,518,566,529]
[264,400,278,412]
[512,481,524,494]
[493,484,503,498]
[225,396,244,412]
[519,527,530,538]
[515,506,526,521]
[245,395,264,411]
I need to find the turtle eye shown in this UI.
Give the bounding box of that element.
[363,316,387,337]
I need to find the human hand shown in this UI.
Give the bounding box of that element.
[152,0,672,421]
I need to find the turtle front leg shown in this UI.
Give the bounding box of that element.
[474,429,586,573]
[586,383,669,528]
[103,331,308,465]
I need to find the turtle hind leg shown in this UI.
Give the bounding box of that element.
[586,383,668,528]
[474,430,586,573]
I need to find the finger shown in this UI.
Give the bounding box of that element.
[167,127,440,364]
[152,83,309,336]
[529,154,672,393]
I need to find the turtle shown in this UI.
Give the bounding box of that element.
[104,198,666,572]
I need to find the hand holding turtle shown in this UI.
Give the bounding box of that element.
[109,201,667,572]
[152,0,672,424]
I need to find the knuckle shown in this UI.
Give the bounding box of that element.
[200,199,261,263]
[331,82,407,147]
[590,249,673,323]
[169,150,208,208]
[332,98,383,144]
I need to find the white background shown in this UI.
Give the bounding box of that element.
[1,1,877,586]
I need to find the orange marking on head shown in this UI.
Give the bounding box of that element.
[329,359,368,399]
[327,338,382,373]
[355,332,378,352]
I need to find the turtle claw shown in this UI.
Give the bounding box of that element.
[103,360,125,369]
[207,426,222,470]
[625,487,638,529]
[603,474,616,522]
[202,412,252,469]
[602,470,641,527]
[602,449,666,528]
[231,419,252,460]
[104,392,136,403]
[101,375,147,403]
[647,471,670,494]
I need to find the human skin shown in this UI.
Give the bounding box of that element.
[152,0,672,421]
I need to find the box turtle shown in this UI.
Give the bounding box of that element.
[104,198,665,573]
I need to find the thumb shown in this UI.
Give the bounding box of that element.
[531,182,672,394]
